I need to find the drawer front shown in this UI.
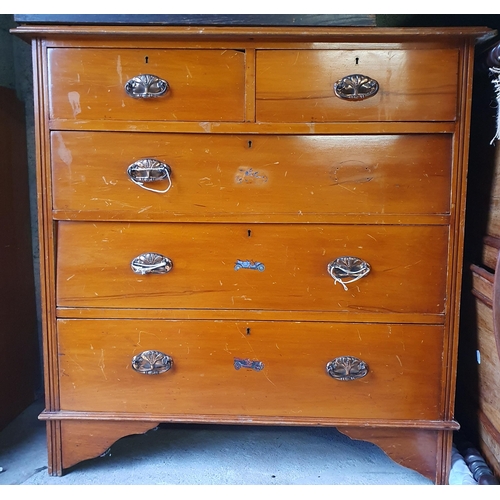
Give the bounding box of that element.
[48,48,245,121]
[58,319,444,420]
[56,222,448,314]
[256,49,459,122]
[52,132,452,218]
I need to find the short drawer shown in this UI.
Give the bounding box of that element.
[56,222,448,315]
[256,49,459,122]
[57,319,444,420]
[47,48,245,121]
[51,131,452,218]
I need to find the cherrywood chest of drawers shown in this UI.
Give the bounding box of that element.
[14,23,491,483]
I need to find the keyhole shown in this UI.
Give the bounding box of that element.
[246,328,251,335]
[248,140,253,148]
[145,56,149,64]
[247,229,252,237]
[355,57,359,65]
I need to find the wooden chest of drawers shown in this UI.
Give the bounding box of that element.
[14,24,490,483]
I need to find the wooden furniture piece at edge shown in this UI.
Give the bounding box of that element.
[456,39,500,481]
[0,86,39,431]
[13,24,492,483]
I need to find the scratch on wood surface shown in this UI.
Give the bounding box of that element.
[116,55,122,84]
[55,133,73,166]
[99,349,107,380]
[404,260,422,269]
[68,91,81,118]
[102,176,118,186]
[264,372,277,387]
[67,355,84,372]
[199,122,212,132]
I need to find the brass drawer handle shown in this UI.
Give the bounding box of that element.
[326,356,368,381]
[132,350,173,375]
[131,252,173,275]
[327,256,370,291]
[125,74,169,98]
[127,159,172,194]
[334,74,379,101]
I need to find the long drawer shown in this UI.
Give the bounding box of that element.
[57,319,444,419]
[51,132,453,218]
[56,222,449,314]
[256,49,459,122]
[47,48,246,121]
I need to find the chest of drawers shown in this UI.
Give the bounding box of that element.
[14,23,491,483]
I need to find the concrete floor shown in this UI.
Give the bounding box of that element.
[0,398,437,487]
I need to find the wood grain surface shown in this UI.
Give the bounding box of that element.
[256,49,459,122]
[51,132,453,219]
[48,48,246,121]
[18,24,489,480]
[57,318,445,419]
[56,221,449,314]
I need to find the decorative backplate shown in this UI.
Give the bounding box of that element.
[131,252,173,275]
[234,358,264,371]
[234,260,265,272]
[125,74,169,98]
[132,350,173,375]
[127,159,171,183]
[334,74,379,101]
[326,356,368,381]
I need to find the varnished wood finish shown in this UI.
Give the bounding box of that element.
[48,48,246,122]
[60,420,159,471]
[51,132,453,219]
[56,222,449,314]
[338,427,443,483]
[471,263,494,306]
[12,25,491,41]
[15,23,491,481]
[475,299,500,433]
[478,409,500,478]
[482,235,500,271]
[256,49,459,122]
[57,319,444,419]
[459,263,500,480]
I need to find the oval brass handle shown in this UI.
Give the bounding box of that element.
[131,252,173,275]
[327,256,370,291]
[125,74,169,98]
[326,356,368,381]
[132,350,173,375]
[127,158,172,194]
[334,74,379,101]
